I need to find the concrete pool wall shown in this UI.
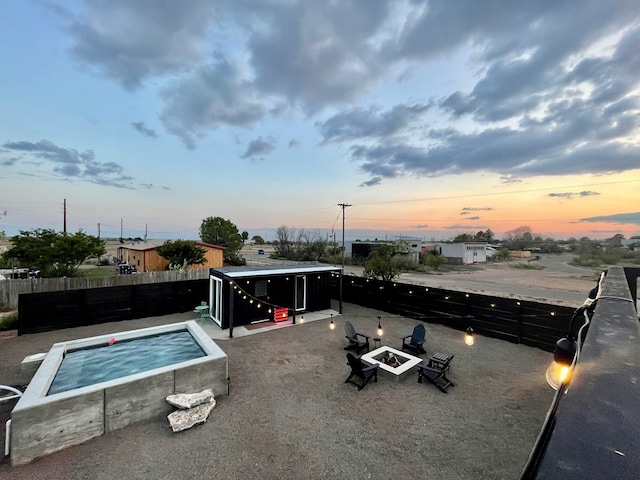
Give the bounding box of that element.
[10,321,228,466]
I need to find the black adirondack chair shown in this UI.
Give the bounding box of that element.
[417,354,455,393]
[401,324,426,355]
[344,321,371,353]
[344,353,378,391]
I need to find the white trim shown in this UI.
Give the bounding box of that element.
[220,266,340,278]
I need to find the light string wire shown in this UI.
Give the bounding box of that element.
[229,280,288,316]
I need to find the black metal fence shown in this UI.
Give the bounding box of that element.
[334,274,576,352]
[18,279,209,335]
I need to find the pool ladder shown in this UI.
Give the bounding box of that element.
[1,385,23,457]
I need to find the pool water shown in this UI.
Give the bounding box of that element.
[47,330,205,395]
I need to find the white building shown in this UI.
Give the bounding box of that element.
[438,242,487,264]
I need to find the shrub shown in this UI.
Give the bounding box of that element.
[0,311,18,331]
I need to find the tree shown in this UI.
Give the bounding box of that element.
[273,226,328,261]
[199,217,244,262]
[241,230,249,243]
[156,240,206,269]
[422,250,448,270]
[364,244,402,281]
[3,228,105,277]
[251,235,265,245]
[503,225,535,250]
[274,225,296,258]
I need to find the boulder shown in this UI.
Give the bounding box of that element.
[167,401,216,433]
[166,389,215,409]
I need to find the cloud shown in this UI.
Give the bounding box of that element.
[66,0,217,90]
[359,176,383,188]
[2,139,135,188]
[60,0,640,166]
[548,191,601,199]
[132,122,158,138]
[316,103,431,144]
[461,207,493,211]
[579,212,640,225]
[466,216,480,221]
[246,1,391,113]
[160,56,266,149]
[1,157,18,166]
[409,224,429,229]
[241,136,276,160]
[445,224,489,230]
[500,176,523,184]
[288,139,299,148]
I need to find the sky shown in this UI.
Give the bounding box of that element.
[1,0,640,242]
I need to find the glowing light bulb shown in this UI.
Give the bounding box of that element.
[464,327,474,346]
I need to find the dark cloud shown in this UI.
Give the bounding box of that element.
[288,139,299,148]
[160,56,266,149]
[317,103,430,144]
[409,224,429,229]
[247,0,390,113]
[462,207,493,211]
[60,0,640,167]
[66,0,217,90]
[241,137,276,160]
[359,176,382,188]
[132,122,158,138]
[466,216,480,221]
[579,212,640,225]
[1,157,18,166]
[2,139,134,188]
[548,191,601,200]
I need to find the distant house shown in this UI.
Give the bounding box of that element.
[508,250,532,259]
[438,242,487,264]
[117,240,224,272]
[351,240,420,264]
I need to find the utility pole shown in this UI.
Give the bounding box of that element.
[338,203,351,314]
[63,199,67,234]
[97,223,101,238]
[120,218,123,241]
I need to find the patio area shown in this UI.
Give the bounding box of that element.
[0,302,554,479]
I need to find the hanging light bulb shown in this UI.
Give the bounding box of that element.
[464,327,475,346]
[329,314,335,330]
[376,316,383,337]
[299,316,304,323]
[546,336,577,390]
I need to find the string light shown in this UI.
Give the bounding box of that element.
[227,281,288,321]
[377,316,383,337]
[329,314,335,330]
[465,327,475,346]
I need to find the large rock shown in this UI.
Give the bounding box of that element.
[166,389,215,409]
[167,401,216,433]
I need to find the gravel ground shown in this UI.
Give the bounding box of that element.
[1,303,554,480]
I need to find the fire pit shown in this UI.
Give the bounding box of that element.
[360,346,423,380]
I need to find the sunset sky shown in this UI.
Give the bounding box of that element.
[1,1,639,242]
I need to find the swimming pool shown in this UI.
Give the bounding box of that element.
[48,330,206,395]
[10,321,228,466]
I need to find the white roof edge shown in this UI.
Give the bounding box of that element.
[221,266,341,278]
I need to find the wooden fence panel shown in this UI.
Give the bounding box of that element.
[0,269,210,309]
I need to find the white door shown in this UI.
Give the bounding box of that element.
[209,275,223,327]
[295,275,306,311]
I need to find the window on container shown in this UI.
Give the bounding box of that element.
[255,280,268,297]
